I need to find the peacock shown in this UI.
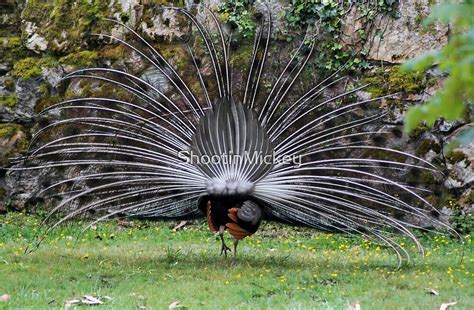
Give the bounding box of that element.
[11,4,456,264]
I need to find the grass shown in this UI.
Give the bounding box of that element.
[0,212,473,309]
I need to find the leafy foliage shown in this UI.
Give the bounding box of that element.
[218,0,256,38]
[451,208,474,235]
[218,0,398,70]
[283,0,398,71]
[402,0,474,133]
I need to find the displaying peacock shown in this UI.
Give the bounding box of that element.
[11,4,457,264]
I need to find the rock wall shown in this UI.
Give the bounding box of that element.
[0,1,472,223]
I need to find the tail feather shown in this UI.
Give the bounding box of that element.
[191,99,273,196]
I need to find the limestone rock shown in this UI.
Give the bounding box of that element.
[365,1,448,63]
[24,21,48,53]
[116,0,140,28]
[444,124,474,192]
[4,79,39,122]
[460,189,473,209]
[0,124,27,161]
[141,9,188,41]
[5,166,44,211]
[25,33,48,53]
[118,0,140,13]
[41,66,64,88]
[0,76,41,122]
[0,63,9,73]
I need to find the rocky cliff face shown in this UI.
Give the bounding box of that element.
[0,0,472,225]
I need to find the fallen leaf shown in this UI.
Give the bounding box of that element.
[82,295,103,305]
[347,303,361,310]
[118,220,141,228]
[173,221,187,231]
[406,94,422,101]
[440,301,457,310]
[169,301,183,309]
[0,294,10,302]
[118,220,130,227]
[425,288,440,296]
[64,299,80,309]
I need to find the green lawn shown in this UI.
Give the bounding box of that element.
[0,212,473,309]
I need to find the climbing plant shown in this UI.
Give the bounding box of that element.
[218,0,399,71]
[218,0,256,38]
[402,0,474,136]
[282,0,399,71]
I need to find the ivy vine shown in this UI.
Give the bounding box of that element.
[283,0,400,71]
[218,0,399,71]
[218,0,256,38]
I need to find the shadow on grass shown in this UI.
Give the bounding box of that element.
[17,242,465,273]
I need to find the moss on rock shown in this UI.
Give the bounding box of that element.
[0,123,22,139]
[409,124,429,139]
[159,45,189,73]
[0,36,28,66]
[406,170,437,186]
[0,36,21,49]
[13,56,58,80]
[59,50,98,68]
[3,77,15,92]
[447,150,467,163]
[35,95,61,113]
[34,81,61,113]
[364,65,426,98]
[99,45,126,61]
[415,139,440,157]
[21,0,122,53]
[0,93,18,108]
[229,42,253,68]
[64,78,132,103]
[0,123,29,165]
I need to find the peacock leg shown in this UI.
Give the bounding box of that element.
[232,238,239,264]
[219,225,231,257]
